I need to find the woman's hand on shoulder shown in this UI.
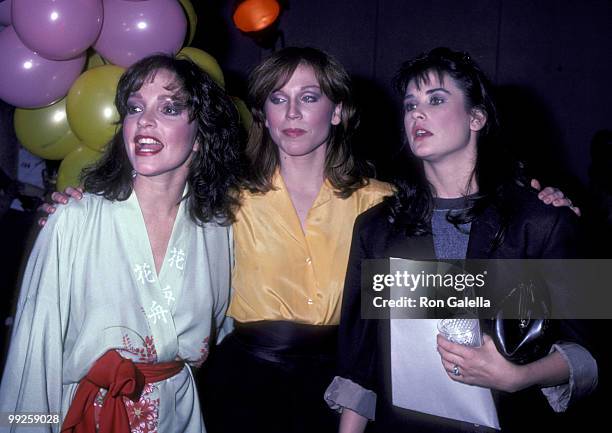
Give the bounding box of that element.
[437,334,527,393]
[531,179,581,216]
[38,187,84,227]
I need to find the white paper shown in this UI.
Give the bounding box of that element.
[389,258,500,429]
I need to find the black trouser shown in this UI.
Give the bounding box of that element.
[199,321,339,433]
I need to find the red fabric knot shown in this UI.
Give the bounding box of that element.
[108,356,145,400]
[61,350,183,433]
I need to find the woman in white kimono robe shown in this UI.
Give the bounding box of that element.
[0,54,243,433]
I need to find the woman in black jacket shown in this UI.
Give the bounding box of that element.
[326,47,598,433]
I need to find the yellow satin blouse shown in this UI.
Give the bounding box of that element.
[228,173,393,325]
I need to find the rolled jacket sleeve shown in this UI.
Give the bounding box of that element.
[540,342,598,412]
[325,376,377,420]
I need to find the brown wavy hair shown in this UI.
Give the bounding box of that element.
[244,46,371,198]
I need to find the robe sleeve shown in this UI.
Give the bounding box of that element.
[0,204,83,430]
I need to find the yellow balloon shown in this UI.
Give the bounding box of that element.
[178,0,198,45]
[56,146,103,192]
[14,97,81,160]
[66,65,125,151]
[177,47,225,89]
[231,96,252,132]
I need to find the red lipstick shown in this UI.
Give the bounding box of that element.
[282,128,307,138]
[412,126,432,141]
[134,135,163,156]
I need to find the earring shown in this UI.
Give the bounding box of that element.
[131,169,137,179]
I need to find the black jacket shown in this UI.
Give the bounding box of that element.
[337,183,600,432]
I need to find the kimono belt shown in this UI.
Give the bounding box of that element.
[61,350,184,433]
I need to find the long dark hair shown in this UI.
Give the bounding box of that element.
[81,54,244,225]
[387,47,522,236]
[244,46,371,198]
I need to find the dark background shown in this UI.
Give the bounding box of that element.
[193,0,611,191]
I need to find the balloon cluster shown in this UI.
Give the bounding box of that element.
[0,0,251,191]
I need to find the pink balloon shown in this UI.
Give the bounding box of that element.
[94,0,187,68]
[0,0,11,26]
[0,26,85,108]
[12,0,103,60]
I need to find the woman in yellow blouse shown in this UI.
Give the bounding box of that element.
[200,47,392,433]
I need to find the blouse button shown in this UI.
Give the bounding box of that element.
[307,298,314,305]
[306,257,312,264]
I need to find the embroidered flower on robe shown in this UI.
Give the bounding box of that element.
[192,336,210,368]
[125,397,160,433]
[122,333,158,363]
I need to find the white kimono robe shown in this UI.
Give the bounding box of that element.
[0,192,233,433]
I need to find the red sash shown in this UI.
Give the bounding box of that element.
[61,350,184,433]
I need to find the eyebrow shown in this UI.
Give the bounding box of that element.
[272,85,321,93]
[127,93,182,101]
[404,87,451,100]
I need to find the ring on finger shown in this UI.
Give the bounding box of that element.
[452,364,461,376]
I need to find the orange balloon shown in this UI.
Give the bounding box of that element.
[233,0,280,32]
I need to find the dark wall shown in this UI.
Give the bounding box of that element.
[193,0,612,187]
